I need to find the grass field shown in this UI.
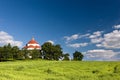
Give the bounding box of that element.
[0,60,120,80]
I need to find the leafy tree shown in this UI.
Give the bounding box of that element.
[0,47,4,61]
[30,49,40,59]
[2,43,12,60]
[39,50,43,59]
[41,42,53,60]
[12,46,20,60]
[52,44,63,60]
[17,50,26,60]
[73,51,83,61]
[63,53,70,61]
[22,49,30,59]
[42,42,63,60]
[0,44,21,61]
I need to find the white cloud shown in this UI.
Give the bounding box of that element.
[64,33,90,48]
[97,30,120,49]
[96,44,102,47]
[47,40,54,44]
[0,31,23,47]
[79,33,90,38]
[89,31,103,39]
[91,37,103,43]
[88,30,120,49]
[113,25,120,29]
[67,43,88,48]
[89,31,104,44]
[64,33,90,43]
[64,34,79,42]
[84,49,118,61]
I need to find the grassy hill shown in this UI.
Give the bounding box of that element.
[0,60,120,80]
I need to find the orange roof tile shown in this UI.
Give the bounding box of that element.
[28,38,38,44]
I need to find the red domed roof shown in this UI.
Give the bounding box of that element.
[23,37,41,50]
[28,38,38,44]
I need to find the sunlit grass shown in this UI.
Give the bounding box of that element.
[0,60,120,80]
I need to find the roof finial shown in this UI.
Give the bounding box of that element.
[32,36,34,40]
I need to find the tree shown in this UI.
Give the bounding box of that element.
[39,50,43,59]
[12,46,20,60]
[17,50,25,60]
[2,43,12,60]
[63,53,70,61]
[0,44,21,61]
[73,51,83,61]
[41,42,63,60]
[30,49,40,59]
[52,44,63,60]
[0,47,4,61]
[42,42,53,60]
[22,49,30,59]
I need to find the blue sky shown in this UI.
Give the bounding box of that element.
[0,0,120,60]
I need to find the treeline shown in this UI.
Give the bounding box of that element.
[0,42,84,61]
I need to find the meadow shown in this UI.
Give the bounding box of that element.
[0,60,120,80]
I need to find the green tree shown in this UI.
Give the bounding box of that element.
[17,50,25,60]
[41,42,53,60]
[2,43,12,60]
[63,53,70,61]
[12,46,20,60]
[42,42,63,60]
[30,49,40,59]
[39,50,43,59]
[52,44,63,60]
[22,49,30,59]
[0,47,4,61]
[73,51,83,61]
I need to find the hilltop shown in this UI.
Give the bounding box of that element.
[0,60,120,80]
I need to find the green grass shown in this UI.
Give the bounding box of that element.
[0,60,120,80]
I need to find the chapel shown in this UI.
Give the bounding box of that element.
[24,37,41,50]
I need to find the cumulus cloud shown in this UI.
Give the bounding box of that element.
[64,25,120,52]
[64,34,79,42]
[97,30,120,49]
[64,33,90,48]
[89,31,103,43]
[89,31,103,39]
[91,37,103,43]
[84,49,118,61]
[0,31,23,47]
[84,28,120,61]
[64,33,90,43]
[113,24,120,29]
[67,43,88,48]
[79,33,90,38]
[47,40,54,44]
[88,30,120,49]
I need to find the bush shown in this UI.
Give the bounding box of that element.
[113,65,120,73]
